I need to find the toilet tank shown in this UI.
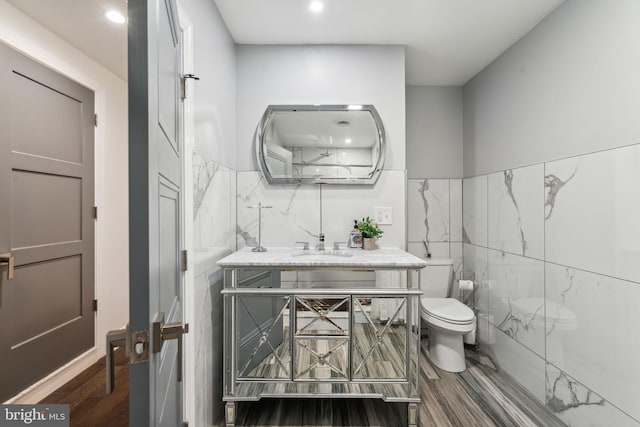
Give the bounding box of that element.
[420,258,454,298]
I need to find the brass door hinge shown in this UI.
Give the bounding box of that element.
[93,206,98,220]
[92,299,98,312]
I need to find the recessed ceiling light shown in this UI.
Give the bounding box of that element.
[347,104,363,110]
[106,10,126,24]
[345,139,352,144]
[309,1,324,13]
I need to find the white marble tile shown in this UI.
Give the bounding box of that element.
[450,179,463,242]
[463,243,489,316]
[236,170,407,250]
[193,154,235,254]
[545,143,640,283]
[463,175,488,247]
[546,364,640,427]
[487,249,545,358]
[407,241,449,260]
[487,165,544,259]
[480,324,546,404]
[407,179,450,244]
[545,263,640,421]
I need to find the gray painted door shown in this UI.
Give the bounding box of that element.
[128,0,184,425]
[0,43,95,401]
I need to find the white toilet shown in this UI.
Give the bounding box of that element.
[420,258,475,372]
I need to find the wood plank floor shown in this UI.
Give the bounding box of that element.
[235,341,566,427]
[39,348,128,427]
[38,341,565,427]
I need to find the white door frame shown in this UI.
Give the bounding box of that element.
[177,3,195,425]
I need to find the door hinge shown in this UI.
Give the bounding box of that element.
[93,206,98,220]
[182,422,188,427]
[181,73,200,100]
[181,249,188,272]
[94,113,98,127]
[92,299,98,312]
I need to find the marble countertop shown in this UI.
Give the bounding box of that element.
[217,246,428,269]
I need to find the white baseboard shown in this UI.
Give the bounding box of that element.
[4,348,99,404]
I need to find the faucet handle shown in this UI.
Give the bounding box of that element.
[333,242,344,250]
[296,241,310,250]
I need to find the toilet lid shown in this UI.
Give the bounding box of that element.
[421,298,475,324]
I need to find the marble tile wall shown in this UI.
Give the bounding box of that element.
[464,143,640,426]
[236,170,407,250]
[191,152,236,426]
[406,179,464,284]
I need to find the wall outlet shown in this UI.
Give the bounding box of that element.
[374,207,392,225]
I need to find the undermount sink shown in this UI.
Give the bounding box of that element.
[291,250,354,258]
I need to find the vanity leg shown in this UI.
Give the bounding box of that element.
[225,402,236,427]
[407,402,418,427]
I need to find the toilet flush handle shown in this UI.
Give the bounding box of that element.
[0,252,14,280]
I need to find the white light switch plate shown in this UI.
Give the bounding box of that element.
[374,207,392,225]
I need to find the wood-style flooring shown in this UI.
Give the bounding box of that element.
[235,341,565,427]
[39,341,565,427]
[39,348,128,427]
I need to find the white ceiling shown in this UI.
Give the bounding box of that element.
[6,0,564,86]
[7,0,129,81]
[214,0,564,85]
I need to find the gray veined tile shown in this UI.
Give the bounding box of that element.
[407,179,450,244]
[193,155,235,253]
[462,243,489,317]
[546,364,640,427]
[193,151,219,218]
[462,175,488,247]
[450,179,463,242]
[488,165,544,259]
[487,249,545,359]
[480,323,547,404]
[237,170,408,249]
[545,262,640,422]
[544,143,640,284]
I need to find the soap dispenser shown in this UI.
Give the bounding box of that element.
[349,219,363,248]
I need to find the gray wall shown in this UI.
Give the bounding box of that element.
[463,0,640,177]
[182,0,236,170]
[235,45,406,171]
[406,86,463,179]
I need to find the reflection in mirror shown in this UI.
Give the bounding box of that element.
[257,105,386,185]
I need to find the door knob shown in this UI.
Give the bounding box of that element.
[152,313,189,382]
[0,253,14,280]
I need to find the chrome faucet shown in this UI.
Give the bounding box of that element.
[316,184,325,251]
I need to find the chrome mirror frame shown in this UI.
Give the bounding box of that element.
[256,105,386,185]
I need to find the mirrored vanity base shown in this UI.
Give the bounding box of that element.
[221,266,423,427]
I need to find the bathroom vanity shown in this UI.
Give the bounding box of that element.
[218,247,427,426]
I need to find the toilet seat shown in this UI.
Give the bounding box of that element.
[421,298,475,325]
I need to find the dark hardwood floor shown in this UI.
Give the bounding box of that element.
[39,348,129,427]
[38,341,564,427]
